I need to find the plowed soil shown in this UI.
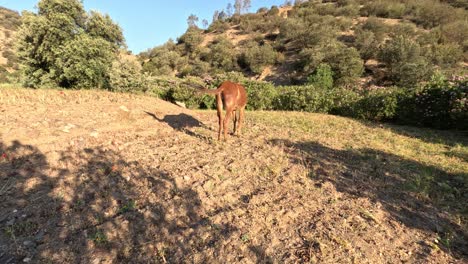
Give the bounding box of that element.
[0,88,467,263]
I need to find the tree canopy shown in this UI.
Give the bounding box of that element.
[16,0,124,88]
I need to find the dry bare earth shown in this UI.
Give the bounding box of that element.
[0,88,467,263]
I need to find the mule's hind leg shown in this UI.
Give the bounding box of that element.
[237,106,246,136]
[223,109,233,141]
[216,94,223,140]
[232,109,238,135]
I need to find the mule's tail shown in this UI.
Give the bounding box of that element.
[196,86,225,95]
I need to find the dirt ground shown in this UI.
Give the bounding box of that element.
[0,88,467,263]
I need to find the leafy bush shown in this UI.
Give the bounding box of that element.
[268,6,280,16]
[177,28,204,55]
[207,20,230,33]
[274,85,337,113]
[361,17,388,42]
[307,63,334,89]
[109,52,146,93]
[240,42,277,74]
[426,43,463,67]
[407,0,465,28]
[379,35,433,86]
[243,81,278,110]
[396,75,468,130]
[203,37,238,73]
[340,88,402,121]
[361,1,406,19]
[354,29,380,60]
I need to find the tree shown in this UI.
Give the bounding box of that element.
[16,0,124,88]
[242,0,251,14]
[379,35,432,86]
[234,0,242,14]
[240,41,277,74]
[218,10,228,21]
[226,3,233,17]
[212,10,220,22]
[87,11,125,50]
[205,37,238,72]
[177,27,204,55]
[202,19,209,29]
[187,14,199,28]
[55,34,114,88]
[110,51,145,92]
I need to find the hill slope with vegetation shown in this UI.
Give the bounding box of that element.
[0,87,467,263]
[140,0,468,88]
[0,7,21,82]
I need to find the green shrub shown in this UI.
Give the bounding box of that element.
[109,52,146,93]
[407,0,465,28]
[361,1,407,19]
[177,28,204,55]
[268,6,280,16]
[243,81,278,110]
[426,43,463,67]
[240,42,277,74]
[307,63,334,89]
[205,37,238,72]
[344,88,402,121]
[396,75,468,130]
[354,29,380,60]
[274,85,337,113]
[207,20,230,33]
[379,35,433,86]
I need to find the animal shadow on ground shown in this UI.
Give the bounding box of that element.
[0,140,267,263]
[145,111,211,139]
[268,139,468,261]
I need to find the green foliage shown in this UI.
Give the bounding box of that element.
[307,63,334,89]
[396,75,468,130]
[109,52,146,93]
[361,0,407,19]
[426,43,463,67]
[300,42,363,86]
[0,7,21,30]
[407,0,465,28]
[279,16,338,49]
[142,40,184,76]
[240,41,277,74]
[440,20,468,51]
[55,34,113,88]
[207,20,230,33]
[177,28,204,55]
[179,58,210,77]
[243,81,277,110]
[274,85,339,113]
[268,6,280,16]
[341,88,402,121]
[361,17,388,42]
[205,37,238,72]
[86,11,125,49]
[16,0,123,88]
[354,29,380,60]
[379,35,432,86]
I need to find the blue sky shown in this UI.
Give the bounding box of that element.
[0,0,285,54]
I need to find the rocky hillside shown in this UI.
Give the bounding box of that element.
[0,7,21,82]
[140,1,468,87]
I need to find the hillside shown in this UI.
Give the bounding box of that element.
[1,87,467,263]
[0,7,21,82]
[141,0,468,87]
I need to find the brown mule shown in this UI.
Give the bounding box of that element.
[198,81,248,140]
